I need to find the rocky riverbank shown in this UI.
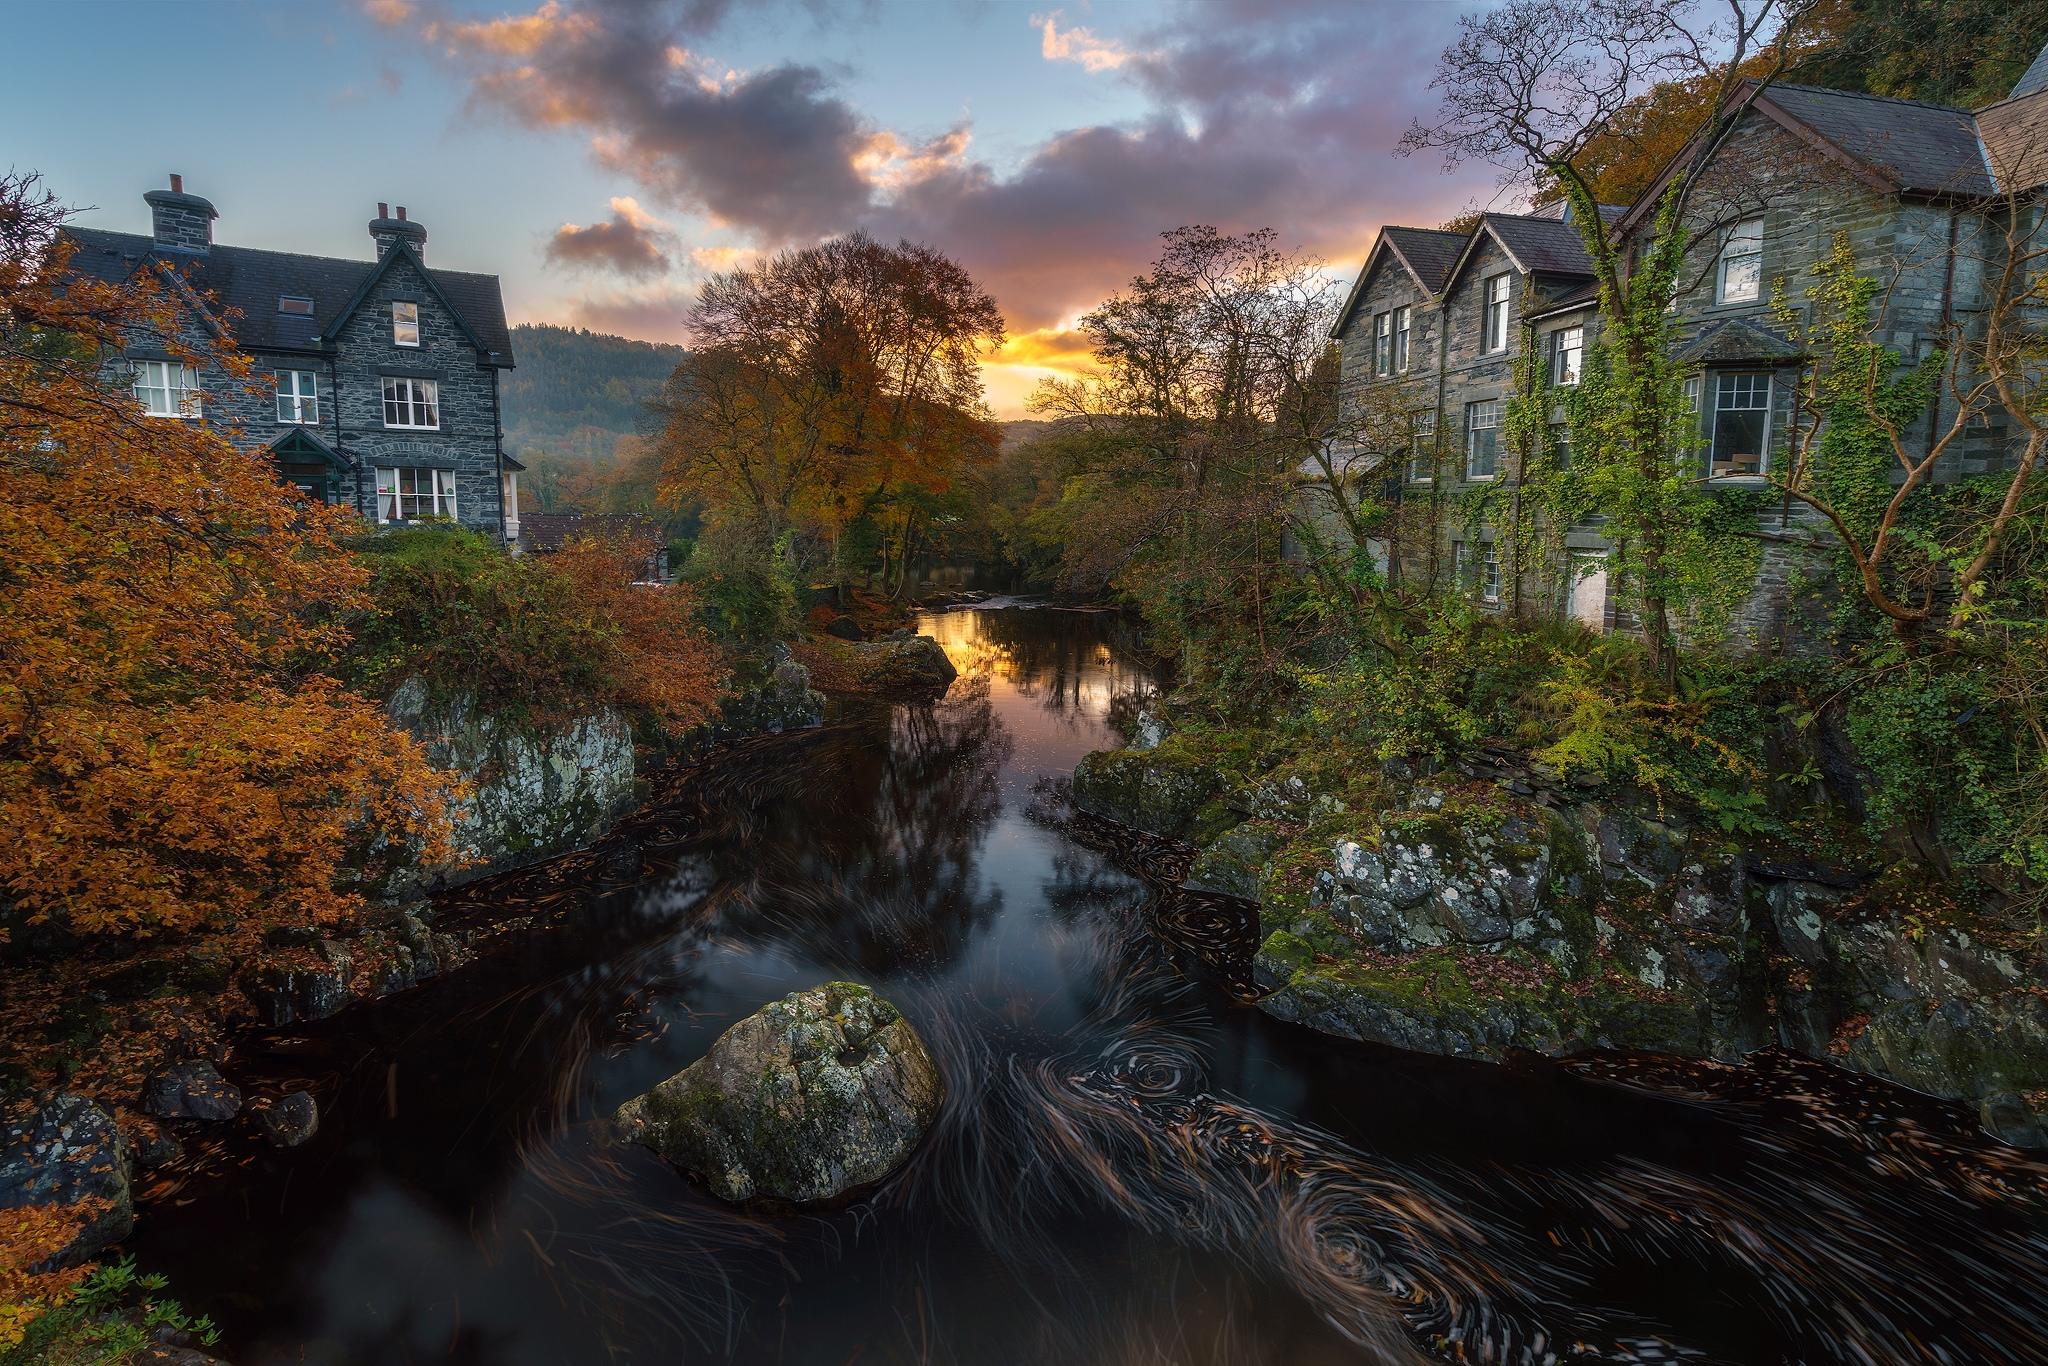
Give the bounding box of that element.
[1070,731,2048,1148]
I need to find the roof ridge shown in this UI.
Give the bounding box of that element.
[1973,85,2048,117]
[1768,82,1975,116]
[63,224,496,282]
[1385,224,1468,238]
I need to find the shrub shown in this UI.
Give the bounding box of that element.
[684,523,801,646]
[349,527,726,737]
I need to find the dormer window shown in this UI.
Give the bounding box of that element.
[278,295,314,316]
[392,301,420,347]
[1716,217,1763,304]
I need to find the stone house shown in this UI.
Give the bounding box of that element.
[1327,52,2048,647]
[517,511,673,583]
[60,176,523,543]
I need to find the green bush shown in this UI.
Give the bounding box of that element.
[346,527,612,719]
[684,524,801,646]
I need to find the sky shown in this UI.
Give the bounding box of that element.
[9,0,1506,416]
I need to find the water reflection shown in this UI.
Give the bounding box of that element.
[126,607,2048,1366]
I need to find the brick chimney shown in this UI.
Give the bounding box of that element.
[143,174,216,254]
[369,202,428,263]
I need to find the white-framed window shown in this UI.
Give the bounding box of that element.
[1465,399,1500,480]
[1482,273,1510,353]
[1393,306,1412,372]
[1456,541,1502,604]
[1716,217,1763,305]
[381,375,440,429]
[1708,370,1772,478]
[1373,311,1393,376]
[374,466,458,523]
[1408,408,1436,484]
[132,359,201,418]
[275,369,319,424]
[392,300,420,347]
[1551,325,1584,386]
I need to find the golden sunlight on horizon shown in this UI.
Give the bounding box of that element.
[980,324,1098,420]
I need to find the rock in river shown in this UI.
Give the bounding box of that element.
[142,1060,242,1123]
[616,981,944,1205]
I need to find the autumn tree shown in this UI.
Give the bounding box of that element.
[1032,227,1355,700]
[0,172,454,938]
[653,232,1004,598]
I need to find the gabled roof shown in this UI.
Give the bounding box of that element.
[1759,85,1995,196]
[265,427,349,471]
[1331,225,1467,336]
[2013,43,2048,100]
[1676,317,1802,365]
[1440,212,1598,297]
[58,227,514,365]
[1976,89,2048,193]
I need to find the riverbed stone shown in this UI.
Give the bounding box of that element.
[239,945,354,1025]
[255,1091,320,1148]
[1070,743,1225,841]
[616,981,945,1205]
[142,1061,242,1123]
[0,1093,133,1263]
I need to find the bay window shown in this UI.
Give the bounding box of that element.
[1708,370,1772,478]
[275,369,319,424]
[374,467,458,523]
[133,359,200,418]
[381,375,439,429]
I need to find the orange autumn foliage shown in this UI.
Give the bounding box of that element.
[0,173,456,939]
[548,534,729,736]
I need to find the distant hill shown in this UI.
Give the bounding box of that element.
[501,324,686,461]
[499,324,687,517]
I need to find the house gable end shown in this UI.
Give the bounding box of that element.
[326,241,495,366]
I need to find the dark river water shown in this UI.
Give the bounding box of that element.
[130,606,2048,1365]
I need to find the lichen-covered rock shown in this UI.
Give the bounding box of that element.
[617,981,944,1205]
[1184,821,1286,899]
[0,1093,133,1262]
[142,1061,242,1123]
[666,652,827,763]
[846,636,958,694]
[1769,881,2048,1144]
[386,676,638,890]
[1070,745,1224,841]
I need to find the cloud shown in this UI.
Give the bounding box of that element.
[362,0,413,25]
[546,196,677,277]
[1031,10,1140,74]
[401,0,1495,369]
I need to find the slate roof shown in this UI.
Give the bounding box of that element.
[1526,281,1601,320]
[1761,85,1995,196]
[59,227,514,365]
[1483,213,1598,277]
[2013,43,2048,100]
[1382,226,1467,294]
[1976,90,2048,193]
[518,512,665,554]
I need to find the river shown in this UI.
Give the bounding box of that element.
[128,605,2048,1365]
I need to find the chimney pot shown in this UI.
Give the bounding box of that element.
[397,206,408,221]
[169,173,183,193]
[378,201,389,218]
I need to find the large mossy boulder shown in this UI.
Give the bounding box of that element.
[849,636,957,694]
[617,981,944,1205]
[1069,744,1225,841]
[0,1093,133,1263]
